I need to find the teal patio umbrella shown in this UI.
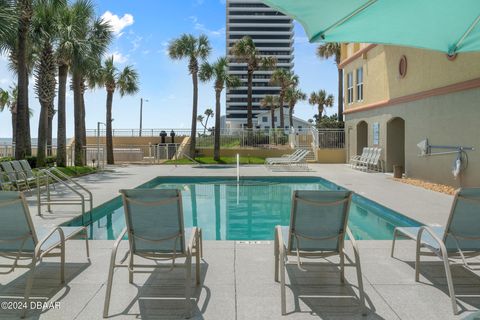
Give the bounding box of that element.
[262,0,480,55]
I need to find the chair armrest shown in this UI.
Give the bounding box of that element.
[35,226,65,257]
[275,226,286,257]
[417,226,448,257]
[346,227,361,263]
[110,227,128,265]
[187,227,199,256]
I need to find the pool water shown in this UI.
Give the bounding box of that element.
[65,176,420,240]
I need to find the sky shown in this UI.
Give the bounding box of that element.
[0,0,339,139]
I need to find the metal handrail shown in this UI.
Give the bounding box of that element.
[36,168,93,224]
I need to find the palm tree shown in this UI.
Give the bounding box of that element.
[168,34,211,157]
[230,36,276,129]
[197,108,214,135]
[260,95,279,144]
[0,0,16,51]
[317,43,343,121]
[270,69,298,130]
[309,90,334,120]
[69,6,112,166]
[31,0,65,167]
[93,56,139,165]
[14,0,34,159]
[55,0,92,167]
[285,87,306,129]
[199,57,240,161]
[0,86,17,139]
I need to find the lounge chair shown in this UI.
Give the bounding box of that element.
[349,147,369,167]
[0,191,89,318]
[268,149,310,171]
[361,148,383,172]
[19,159,48,187]
[391,188,480,315]
[103,189,203,318]
[274,190,367,315]
[267,149,308,165]
[1,161,28,190]
[265,149,303,165]
[0,169,12,190]
[11,160,37,189]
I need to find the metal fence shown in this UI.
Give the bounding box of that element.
[314,128,345,149]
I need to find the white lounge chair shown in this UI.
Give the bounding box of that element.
[267,149,309,169]
[11,160,37,189]
[391,188,480,314]
[0,191,89,318]
[103,189,203,318]
[1,161,28,190]
[350,147,373,169]
[349,147,369,167]
[274,190,367,316]
[265,149,303,165]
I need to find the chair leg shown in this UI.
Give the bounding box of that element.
[60,241,65,284]
[84,228,90,259]
[103,258,116,318]
[185,254,192,318]
[128,253,134,284]
[391,228,399,257]
[280,249,286,315]
[22,258,37,319]
[340,250,345,284]
[442,253,459,314]
[415,242,422,282]
[195,230,201,285]
[354,256,367,316]
[199,229,203,259]
[274,228,279,282]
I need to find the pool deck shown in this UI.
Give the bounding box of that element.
[2,164,478,319]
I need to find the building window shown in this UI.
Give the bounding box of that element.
[262,116,268,123]
[274,116,277,122]
[356,67,363,101]
[264,126,270,130]
[347,72,354,104]
[298,126,302,131]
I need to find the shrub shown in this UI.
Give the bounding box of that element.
[0,157,14,163]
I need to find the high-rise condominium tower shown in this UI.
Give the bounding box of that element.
[226,0,294,129]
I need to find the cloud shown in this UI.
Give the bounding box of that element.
[189,16,225,37]
[101,11,134,36]
[0,78,10,85]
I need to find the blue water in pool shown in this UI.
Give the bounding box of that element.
[65,176,420,240]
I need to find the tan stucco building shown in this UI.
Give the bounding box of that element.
[341,43,480,187]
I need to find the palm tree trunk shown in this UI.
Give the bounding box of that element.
[106,90,114,165]
[73,71,84,166]
[36,101,48,167]
[279,93,285,130]
[11,111,16,146]
[14,0,31,160]
[213,89,221,161]
[80,79,87,148]
[56,64,68,167]
[47,103,53,156]
[246,69,253,129]
[337,68,343,121]
[289,105,294,129]
[25,71,32,156]
[189,71,198,157]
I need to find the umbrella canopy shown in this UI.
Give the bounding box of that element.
[262,0,480,55]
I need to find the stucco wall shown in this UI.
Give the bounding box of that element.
[345,88,480,187]
[316,149,346,164]
[342,45,480,112]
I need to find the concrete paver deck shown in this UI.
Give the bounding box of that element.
[0,164,476,320]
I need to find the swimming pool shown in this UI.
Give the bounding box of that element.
[65,176,421,240]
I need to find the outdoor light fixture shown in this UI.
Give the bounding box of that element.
[417,138,475,178]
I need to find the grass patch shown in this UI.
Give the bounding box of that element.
[165,156,265,165]
[50,166,97,177]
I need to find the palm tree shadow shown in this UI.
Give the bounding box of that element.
[108,260,210,320]
[403,259,480,314]
[284,261,384,319]
[0,261,91,319]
